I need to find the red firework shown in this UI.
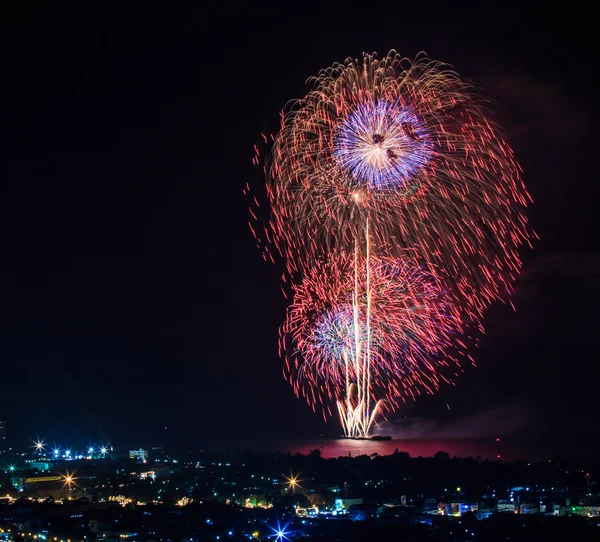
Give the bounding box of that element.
[247,51,533,427]
[249,52,534,317]
[281,252,472,418]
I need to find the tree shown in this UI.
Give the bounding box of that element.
[434,451,450,461]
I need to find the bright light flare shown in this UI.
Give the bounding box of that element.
[284,475,299,489]
[62,472,77,489]
[269,519,292,540]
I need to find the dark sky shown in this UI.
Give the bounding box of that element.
[0,4,596,453]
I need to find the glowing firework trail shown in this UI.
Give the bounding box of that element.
[281,245,466,435]
[339,221,378,437]
[249,51,533,436]
[251,52,534,316]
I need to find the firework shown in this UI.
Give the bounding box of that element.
[281,245,467,434]
[249,51,533,436]
[252,52,534,316]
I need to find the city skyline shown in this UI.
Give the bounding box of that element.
[1,442,598,541]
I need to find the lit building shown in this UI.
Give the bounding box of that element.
[566,505,600,517]
[519,502,540,514]
[135,464,170,480]
[149,463,170,478]
[497,501,516,513]
[129,448,148,462]
[29,461,52,472]
[295,507,319,517]
[441,501,479,516]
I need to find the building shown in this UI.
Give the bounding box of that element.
[134,464,170,480]
[348,504,378,521]
[497,501,516,513]
[441,501,479,516]
[566,505,600,517]
[519,502,540,514]
[29,461,52,472]
[295,507,319,517]
[129,448,148,462]
[148,464,170,478]
[339,498,363,509]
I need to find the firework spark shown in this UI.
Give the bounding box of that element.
[252,52,534,316]
[281,248,467,430]
[249,51,533,436]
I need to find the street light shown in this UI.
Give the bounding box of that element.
[269,520,292,541]
[284,474,300,495]
[63,472,76,500]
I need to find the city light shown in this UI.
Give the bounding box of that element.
[0,431,597,537]
[63,471,77,492]
[269,520,292,540]
[284,474,301,494]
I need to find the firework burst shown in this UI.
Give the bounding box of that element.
[252,52,534,316]
[248,51,533,436]
[281,250,468,424]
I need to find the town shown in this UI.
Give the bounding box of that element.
[1,430,598,541]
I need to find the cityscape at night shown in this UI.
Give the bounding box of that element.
[0,427,599,541]
[0,2,597,541]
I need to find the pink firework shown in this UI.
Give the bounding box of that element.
[280,252,470,419]
[248,51,534,434]
[250,52,534,317]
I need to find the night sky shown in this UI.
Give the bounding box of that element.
[0,4,596,453]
